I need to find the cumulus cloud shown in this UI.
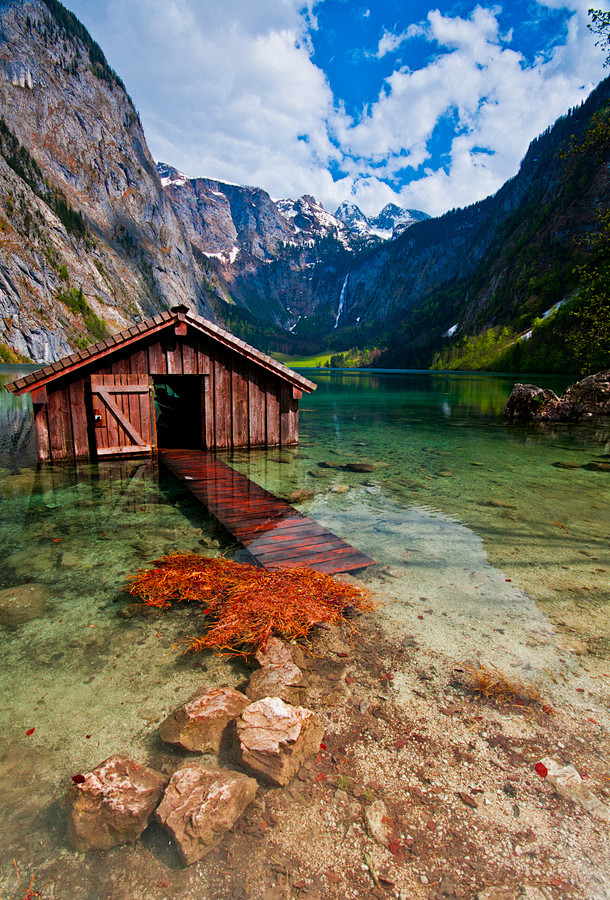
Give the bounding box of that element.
[68,0,339,200]
[67,0,608,217]
[339,2,609,214]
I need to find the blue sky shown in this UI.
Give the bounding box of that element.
[65,0,609,216]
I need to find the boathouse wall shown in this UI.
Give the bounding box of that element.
[20,317,305,462]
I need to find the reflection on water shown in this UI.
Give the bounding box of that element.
[0,365,609,897]
[0,365,39,469]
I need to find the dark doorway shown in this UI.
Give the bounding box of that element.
[153,376,204,449]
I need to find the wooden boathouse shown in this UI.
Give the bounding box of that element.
[5,305,316,462]
[5,310,375,573]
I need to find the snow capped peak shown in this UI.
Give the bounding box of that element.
[334,202,371,236]
[334,201,430,240]
[275,195,351,246]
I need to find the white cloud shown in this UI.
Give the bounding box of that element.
[376,23,423,58]
[67,0,340,200]
[66,0,608,218]
[337,3,609,214]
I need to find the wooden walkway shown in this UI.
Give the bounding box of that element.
[158,449,374,575]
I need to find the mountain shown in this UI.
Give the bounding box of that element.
[155,164,375,332]
[0,0,213,363]
[0,0,607,373]
[154,166,431,339]
[335,201,430,240]
[318,78,610,372]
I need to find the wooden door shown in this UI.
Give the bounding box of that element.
[90,374,155,457]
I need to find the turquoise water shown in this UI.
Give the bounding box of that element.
[0,365,609,897]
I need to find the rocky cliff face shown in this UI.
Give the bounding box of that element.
[156,163,368,329]
[0,0,213,362]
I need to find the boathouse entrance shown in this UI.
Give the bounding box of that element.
[153,376,204,450]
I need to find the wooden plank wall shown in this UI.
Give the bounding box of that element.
[37,324,300,460]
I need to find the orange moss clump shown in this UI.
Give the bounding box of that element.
[127,553,374,656]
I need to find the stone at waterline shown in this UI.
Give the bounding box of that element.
[537,756,610,820]
[0,583,48,626]
[255,636,306,669]
[235,697,324,787]
[504,383,562,422]
[246,661,306,705]
[155,763,258,865]
[65,755,169,852]
[505,370,610,422]
[159,687,250,753]
[364,798,392,846]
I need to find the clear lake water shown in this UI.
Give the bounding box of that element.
[0,364,608,897]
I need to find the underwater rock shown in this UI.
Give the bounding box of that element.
[159,687,250,753]
[155,763,257,865]
[330,485,350,493]
[318,461,341,468]
[246,661,306,705]
[0,582,48,625]
[60,551,81,568]
[344,462,377,473]
[234,696,324,786]
[284,489,316,503]
[552,462,582,469]
[583,461,610,472]
[65,755,169,852]
[4,545,56,578]
[117,602,147,619]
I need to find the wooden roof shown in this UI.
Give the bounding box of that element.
[5,306,317,396]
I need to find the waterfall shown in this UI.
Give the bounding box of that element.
[334,274,349,329]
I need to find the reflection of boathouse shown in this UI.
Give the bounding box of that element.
[5,305,316,462]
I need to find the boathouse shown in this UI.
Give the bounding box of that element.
[5,305,316,462]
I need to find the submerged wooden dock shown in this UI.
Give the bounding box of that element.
[159,449,374,575]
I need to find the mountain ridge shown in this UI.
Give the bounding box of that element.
[0,0,213,362]
[0,0,608,373]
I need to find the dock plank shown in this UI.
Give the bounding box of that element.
[159,449,374,574]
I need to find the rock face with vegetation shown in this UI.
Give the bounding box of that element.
[0,0,213,362]
[156,163,400,341]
